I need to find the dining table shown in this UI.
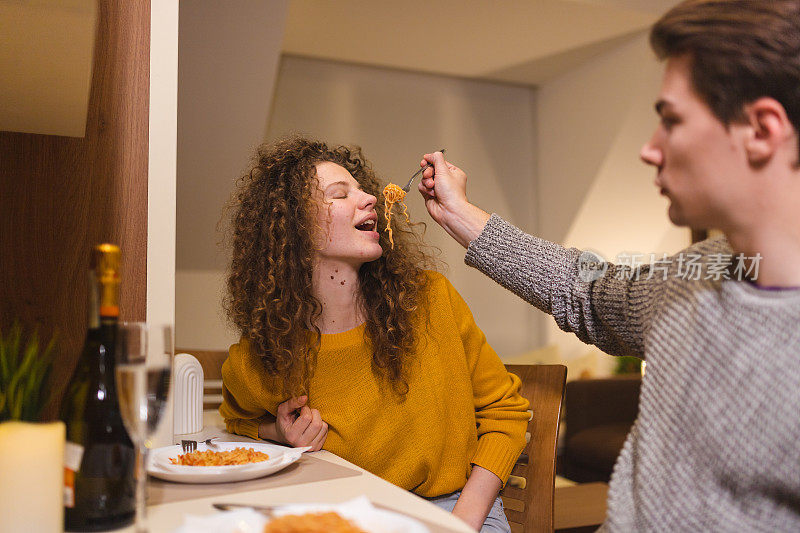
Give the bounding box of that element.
[135,410,475,533]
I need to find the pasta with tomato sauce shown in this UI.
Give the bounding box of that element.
[169,447,270,466]
[382,183,409,249]
[263,511,367,533]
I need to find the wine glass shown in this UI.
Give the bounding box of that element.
[116,322,173,532]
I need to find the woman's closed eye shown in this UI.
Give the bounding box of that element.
[326,186,349,199]
[329,186,366,200]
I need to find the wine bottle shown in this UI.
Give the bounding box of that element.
[60,244,135,531]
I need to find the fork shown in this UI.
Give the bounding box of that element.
[181,437,217,453]
[212,502,274,517]
[401,148,445,192]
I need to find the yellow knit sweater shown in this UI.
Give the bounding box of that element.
[219,271,529,497]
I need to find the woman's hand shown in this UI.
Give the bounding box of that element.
[418,151,490,248]
[270,395,328,451]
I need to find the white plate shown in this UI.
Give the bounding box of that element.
[147,441,307,483]
[173,496,430,533]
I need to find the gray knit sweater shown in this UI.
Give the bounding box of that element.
[465,215,800,532]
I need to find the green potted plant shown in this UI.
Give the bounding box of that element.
[0,321,57,421]
[613,355,643,375]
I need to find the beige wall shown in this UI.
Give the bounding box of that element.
[176,0,289,272]
[536,32,688,373]
[175,0,288,349]
[176,269,231,349]
[177,54,542,357]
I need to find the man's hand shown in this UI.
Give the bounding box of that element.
[418,151,490,248]
[418,151,469,224]
[274,395,328,451]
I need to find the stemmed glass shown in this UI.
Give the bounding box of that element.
[116,322,173,532]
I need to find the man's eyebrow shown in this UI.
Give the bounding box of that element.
[655,100,670,115]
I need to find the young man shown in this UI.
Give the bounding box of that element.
[419,0,800,530]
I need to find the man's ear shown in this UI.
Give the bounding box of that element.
[743,97,794,166]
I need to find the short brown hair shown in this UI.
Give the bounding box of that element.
[651,0,800,143]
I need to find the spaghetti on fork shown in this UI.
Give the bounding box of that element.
[381,183,410,249]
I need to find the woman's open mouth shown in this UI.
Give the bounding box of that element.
[355,219,376,231]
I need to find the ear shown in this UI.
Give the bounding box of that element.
[742,97,795,166]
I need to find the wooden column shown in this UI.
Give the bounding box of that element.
[0,0,150,417]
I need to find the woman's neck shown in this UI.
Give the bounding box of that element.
[311,260,364,333]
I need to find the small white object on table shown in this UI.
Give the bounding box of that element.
[172,353,204,436]
[137,410,474,533]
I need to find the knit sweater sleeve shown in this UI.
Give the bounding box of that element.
[464,214,666,357]
[219,339,282,440]
[439,274,530,484]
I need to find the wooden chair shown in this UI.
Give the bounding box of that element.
[176,348,228,411]
[501,364,568,533]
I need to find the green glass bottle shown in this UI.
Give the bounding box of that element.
[60,244,135,531]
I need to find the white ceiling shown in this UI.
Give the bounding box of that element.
[282,0,681,86]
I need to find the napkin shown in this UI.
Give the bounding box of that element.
[174,508,266,533]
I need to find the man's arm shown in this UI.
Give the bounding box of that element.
[466,214,666,357]
[419,152,663,357]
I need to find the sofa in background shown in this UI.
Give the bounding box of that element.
[558,375,642,483]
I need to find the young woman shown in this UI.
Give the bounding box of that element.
[219,137,529,532]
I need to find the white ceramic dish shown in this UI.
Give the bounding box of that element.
[173,496,430,533]
[147,441,307,483]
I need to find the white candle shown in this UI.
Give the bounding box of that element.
[0,421,65,532]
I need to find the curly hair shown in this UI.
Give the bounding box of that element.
[224,136,435,397]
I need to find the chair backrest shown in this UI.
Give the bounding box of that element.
[501,364,568,533]
[176,348,228,411]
